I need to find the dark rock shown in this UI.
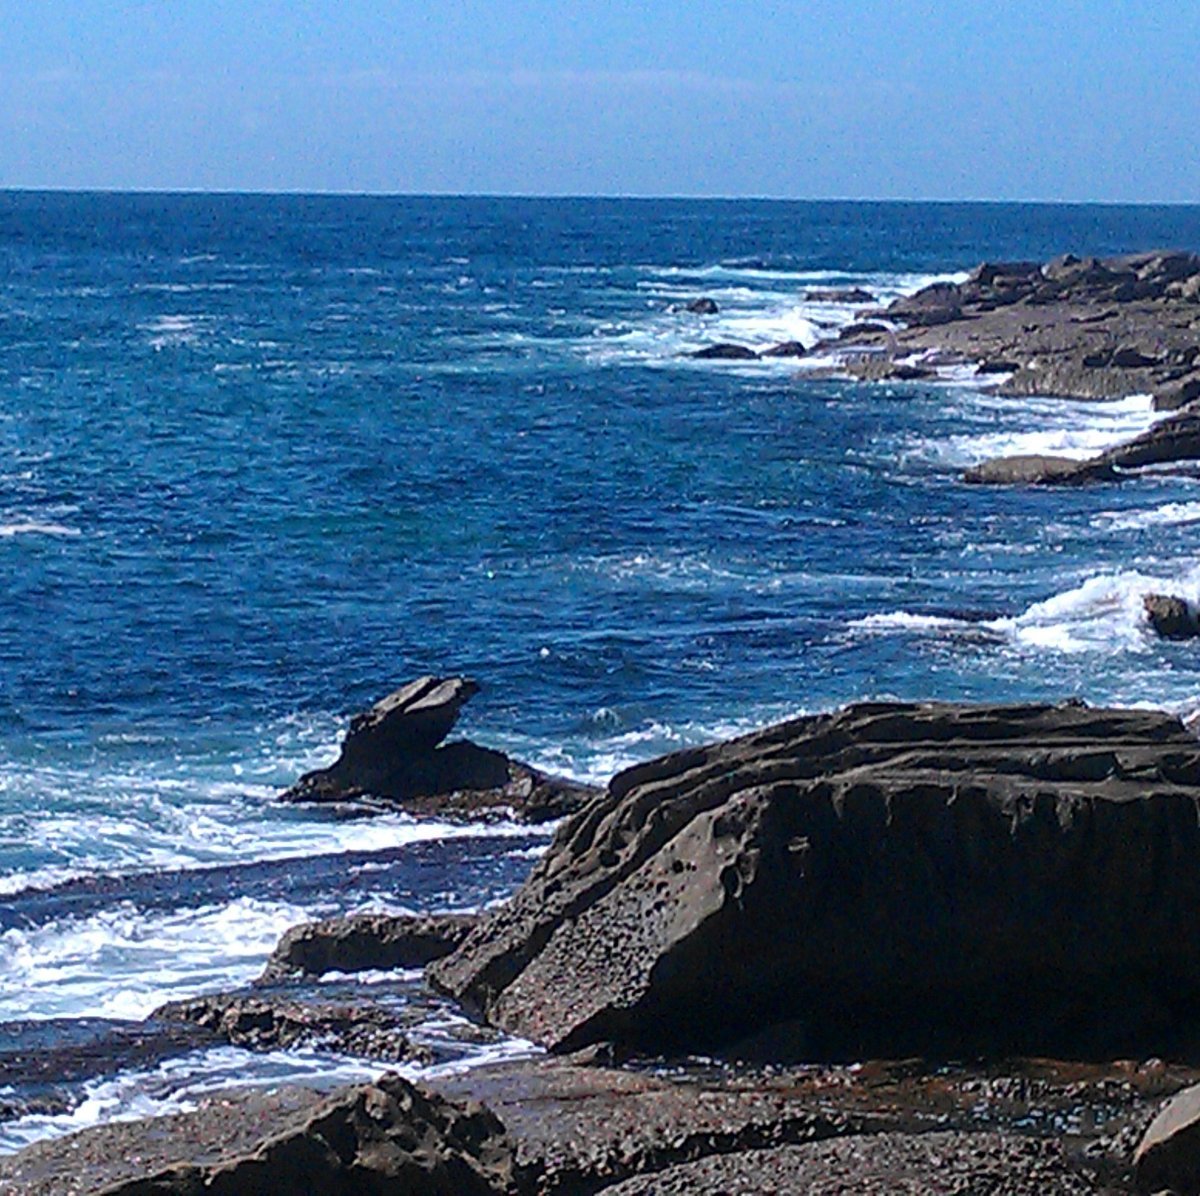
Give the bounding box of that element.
[1144,593,1200,640]
[962,454,1117,486]
[152,992,434,1063]
[1135,1082,1200,1193]
[971,261,1043,286]
[690,343,758,360]
[843,359,934,382]
[260,911,478,982]
[0,1074,520,1195]
[684,297,719,314]
[975,358,1020,374]
[1153,375,1200,411]
[280,677,598,823]
[431,700,1200,1059]
[760,340,808,358]
[837,320,891,339]
[1102,404,1200,471]
[804,287,875,304]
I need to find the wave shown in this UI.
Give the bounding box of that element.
[854,561,1200,658]
[0,522,81,539]
[1092,500,1200,532]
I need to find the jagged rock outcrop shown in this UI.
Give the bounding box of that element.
[1144,593,1200,640]
[431,700,1200,1059]
[0,1074,521,1195]
[260,911,478,982]
[152,992,433,1062]
[280,677,597,823]
[832,251,1200,423]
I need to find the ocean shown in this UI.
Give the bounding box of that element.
[2,192,1200,1149]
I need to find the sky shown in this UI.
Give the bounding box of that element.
[1,1,1197,202]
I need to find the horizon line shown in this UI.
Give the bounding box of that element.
[2,185,1199,209]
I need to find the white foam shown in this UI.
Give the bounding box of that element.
[1092,501,1200,532]
[0,896,316,1021]
[855,562,1200,657]
[912,392,1162,468]
[0,521,81,538]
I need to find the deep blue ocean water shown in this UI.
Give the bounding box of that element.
[3,193,1200,1147]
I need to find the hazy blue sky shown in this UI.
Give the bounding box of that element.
[2,1,1197,201]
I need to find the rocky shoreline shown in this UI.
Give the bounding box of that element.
[7,250,1200,1193]
[10,691,1200,1191]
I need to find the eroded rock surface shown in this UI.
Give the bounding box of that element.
[1144,593,1200,641]
[152,992,433,1062]
[0,1074,520,1195]
[431,700,1200,1059]
[260,911,479,982]
[280,677,597,822]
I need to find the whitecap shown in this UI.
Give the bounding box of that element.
[0,521,81,538]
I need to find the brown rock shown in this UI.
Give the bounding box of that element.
[431,701,1200,1059]
[0,1074,520,1195]
[690,343,758,360]
[260,911,478,982]
[760,340,808,358]
[280,677,597,823]
[152,992,433,1063]
[962,454,1117,486]
[1144,593,1200,640]
[805,287,875,304]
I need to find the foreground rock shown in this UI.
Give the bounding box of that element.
[1145,593,1200,640]
[281,676,597,822]
[963,453,1117,486]
[431,700,1200,1059]
[260,911,479,982]
[1135,1082,1200,1193]
[152,992,433,1063]
[0,1074,520,1195]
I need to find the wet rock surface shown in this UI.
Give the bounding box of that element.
[689,342,758,359]
[259,911,479,982]
[829,250,1200,483]
[152,991,434,1063]
[1144,593,1200,641]
[431,700,1200,1060]
[280,676,598,822]
[0,1074,520,1195]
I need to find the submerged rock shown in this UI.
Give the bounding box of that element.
[0,1074,519,1195]
[431,700,1200,1059]
[280,677,597,823]
[260,911,478,982]
[684,296,719,314]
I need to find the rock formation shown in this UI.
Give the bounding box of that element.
[259,911,478,982]
[431,700,1200,1059]
[0,1074,521,1195]
[1144,593,1200,640]
[152,992,433,1062]
[280,677,597,822]
[690,343,758,360]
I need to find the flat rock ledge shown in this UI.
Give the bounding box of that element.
[280,676,598,823]
[431,699,1200,1060]
[259,911,478,982]
[152,992,433,1063]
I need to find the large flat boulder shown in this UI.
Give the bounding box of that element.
[430,701,1200,1059]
